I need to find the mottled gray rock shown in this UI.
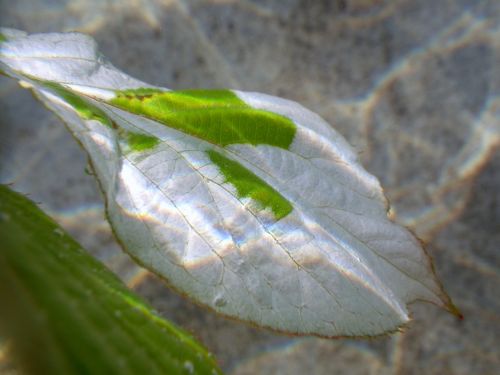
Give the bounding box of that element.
[1,0,498,374]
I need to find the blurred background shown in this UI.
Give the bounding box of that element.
[0,0,498,374]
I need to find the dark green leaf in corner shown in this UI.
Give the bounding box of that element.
[0,185,222,375]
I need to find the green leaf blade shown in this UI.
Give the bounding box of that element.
[0,185,222,375]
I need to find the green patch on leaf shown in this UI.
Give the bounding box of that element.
[110,88,296,149]
[0,33,6,43]
[124,131,160,152]
[0,185,222,375]
[207,150,293,220]
[43,82,111,127]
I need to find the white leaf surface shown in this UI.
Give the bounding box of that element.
[0,28,459,337]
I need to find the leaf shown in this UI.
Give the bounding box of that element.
[0,28,460,337]
[0,185,222,375]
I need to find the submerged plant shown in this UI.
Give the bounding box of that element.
[0,28,460,346]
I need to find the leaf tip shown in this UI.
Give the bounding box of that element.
[446,301,464,320]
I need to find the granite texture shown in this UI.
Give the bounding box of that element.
[0,0,499,374]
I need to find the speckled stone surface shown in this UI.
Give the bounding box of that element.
[1,1,499,374]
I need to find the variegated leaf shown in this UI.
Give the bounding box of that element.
[0,28,460,337]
